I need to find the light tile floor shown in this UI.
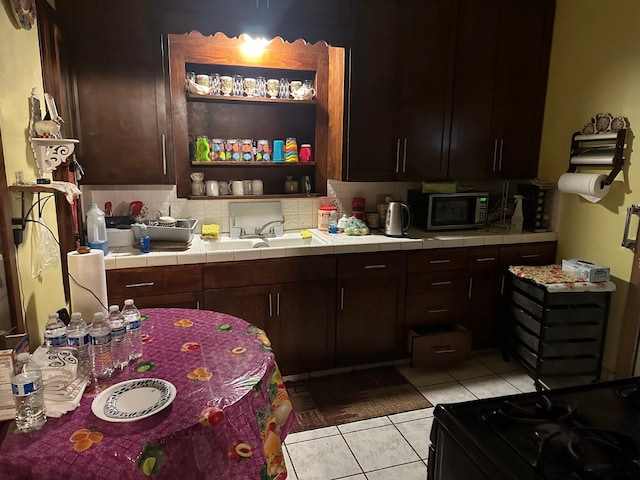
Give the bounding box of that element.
[282,351,540,480]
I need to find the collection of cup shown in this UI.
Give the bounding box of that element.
[190,173,263,197]
[191,136,312,164]
[187,72,316,101]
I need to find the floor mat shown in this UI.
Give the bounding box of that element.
[285,366,432,433]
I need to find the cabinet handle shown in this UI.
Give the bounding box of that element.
[161,133,167,175]
[276,292,280,316]
[521,254,540,259]
[340,287,344,310]
[435,348,456,354]
[468,277,473,299]
[256,0,259,7]
[266,0,270,7]
[429,259,451,264]
[196,300,200,310]
[395,138,401,174]
[500,274,505,295]
[268,294,273,317]
[431,281,452,286]
[428,308,448,314]
[475,257,496,262]
[492,138,498,171]
[402,138,408,173]
[364,264,386,270]
[125,282,155,288]
[498,138,504,171]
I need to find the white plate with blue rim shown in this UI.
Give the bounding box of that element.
[91,378,176,422]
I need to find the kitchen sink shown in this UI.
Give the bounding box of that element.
[202,232,330,251]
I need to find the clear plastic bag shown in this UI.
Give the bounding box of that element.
[31,219,59,278]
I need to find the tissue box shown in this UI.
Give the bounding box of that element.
[562,259,610,282]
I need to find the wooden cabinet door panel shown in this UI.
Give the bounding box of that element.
[406,292,467,330]
[408,248,468,273]
[499,242,556,268]
[407,271,470,295]
[269,280,335,374]
[107,265,202,299]
[203,286,271,331]
[337,276,404,365]
[467,271,500,349]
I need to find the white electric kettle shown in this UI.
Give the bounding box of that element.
[385,201,411,237]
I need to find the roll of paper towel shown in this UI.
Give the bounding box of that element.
[557,172,610,203]
[67,249,108,322]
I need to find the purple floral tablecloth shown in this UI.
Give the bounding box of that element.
[0,308,295,479]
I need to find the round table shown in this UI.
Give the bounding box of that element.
[0,308,295,479]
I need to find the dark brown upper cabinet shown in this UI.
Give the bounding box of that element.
[448,0,555,180]
[345,0,456,182]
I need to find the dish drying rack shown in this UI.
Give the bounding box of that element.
[568,128,627,187]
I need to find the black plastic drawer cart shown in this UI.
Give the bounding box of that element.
[506,268,613,391]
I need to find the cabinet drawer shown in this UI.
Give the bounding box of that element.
[408,324,471,368]
[107,265,202,298]
[408,248,467,273]
[338,252,406,279]
[499,242,556,268]
[204,256,336,289]
[407,271,469,295]
[512,275,609,307]
[512,290,607,324]
[406,293,465,329]
[467,247,499,270]
[512,322,602,357]
[509,339,599,376]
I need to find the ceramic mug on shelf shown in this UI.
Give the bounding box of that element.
[231,180,244,196]
[219,180,229,195]
[190,172,204,182]
[243,180,253,195]
[251,179,264,195]
[289,80,303,98]
[243,77,257,97]
[266,79,280,98]
[220,76,233,96]
[205,180,220,196]
[191,181,205,196]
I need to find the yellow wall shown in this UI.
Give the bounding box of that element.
[0,9,66,346]
[539,0,640,372]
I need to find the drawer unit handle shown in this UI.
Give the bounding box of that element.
[428,308,448,314]
[364,264,386,269]
[521,254,540,259]
[429,259,451,264]
[434,348,456,354]
[125,282,155,288]
[431,281,452,286]
[475,257,496,262]
[269,294,273,317]
[276,292,280,316]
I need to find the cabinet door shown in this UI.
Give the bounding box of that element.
[398,0,455,181]
[467,271,501,349]
[346,0,402,181]
[492,1,554,178]
[203,286,271,331]
[63,0,170,185]
[268,280,335,375]
[448,0,500,180]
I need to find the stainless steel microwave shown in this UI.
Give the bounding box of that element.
[407,190,489,231]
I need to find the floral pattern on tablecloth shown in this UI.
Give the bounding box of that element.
[0,308,295,480]
[509,264,616,293]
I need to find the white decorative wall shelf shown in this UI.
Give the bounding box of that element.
[30,137,79,177]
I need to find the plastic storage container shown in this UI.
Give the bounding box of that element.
[86,203,109,255]
[11,353,47,433]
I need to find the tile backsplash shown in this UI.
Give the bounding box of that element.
[80,180,421,234]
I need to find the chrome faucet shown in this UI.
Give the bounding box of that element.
[255,219,284,237]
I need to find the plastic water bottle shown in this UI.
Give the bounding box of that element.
[510,194,524,234]
[122,299,143,360]
[11,353,47,433]
[108,305,130,369]
[44,312,68,347]
[88,312,114,379]
[67,312,90,376]
[139,223,150,253]
[86,202,109,256]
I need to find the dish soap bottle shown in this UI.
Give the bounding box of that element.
[510,195,524,234]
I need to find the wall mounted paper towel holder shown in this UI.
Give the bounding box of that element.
[568,128,627,188]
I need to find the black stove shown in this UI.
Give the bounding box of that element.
[428,377,640,480]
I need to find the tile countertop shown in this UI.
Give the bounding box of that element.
[103,227,557,270]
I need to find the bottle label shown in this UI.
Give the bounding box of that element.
[128,320,141,331]
[68,334,90,347]
[48,336,68,347]
[111,326,126,338]
[11,380,41,396]
[90,333,111,346]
